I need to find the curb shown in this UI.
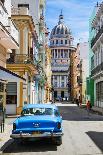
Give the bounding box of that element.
[6,115,20,118]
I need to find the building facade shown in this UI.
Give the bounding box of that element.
[69,43,82,102]
[0,0,25,121]
[90,2,103,109]
[86,5,99,106]
[50,12,75,101]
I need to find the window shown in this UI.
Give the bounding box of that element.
[61,40,63,44]
[96,82,103,107]
[64,50,68,58]
[61,76,64,80]
[69,40,71,45]
[0,0,5,4]
[56,40,58,44]
[58,49,60,58]
[61,82,64,87]
[54,76,57,80]
[54,82,57,87]
[65,40,67,44]
[18,4,29,9]
[91,56,94,70]
[53,40,54,44]
[0,83,4,92]
[61,49,63,58]
[54,110,60,117]
[55,49,57,58]
[21,108,53,116]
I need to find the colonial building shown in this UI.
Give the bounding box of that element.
[50,12,75,101]
[6,1,38,114]
[0,0,25,118]
[90,2,103,110]
[45,27,52,103]
[69,43,82,102]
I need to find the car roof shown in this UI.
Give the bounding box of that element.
[23,104,58,110]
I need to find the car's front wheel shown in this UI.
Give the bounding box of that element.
[53,136,62,146]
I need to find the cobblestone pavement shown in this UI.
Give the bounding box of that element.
[1,103,103,155]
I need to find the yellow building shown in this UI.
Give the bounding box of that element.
[45,47,52,103]
[69,45,82,102]
[7,5,38,114]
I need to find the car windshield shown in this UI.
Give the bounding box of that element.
[21,108,53,116]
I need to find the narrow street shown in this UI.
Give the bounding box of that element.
[1,103,103,155]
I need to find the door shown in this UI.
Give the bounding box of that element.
[6,82,17,114]
[54,91,57,99]
[61,91,64,98]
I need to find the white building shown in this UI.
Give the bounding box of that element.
[50,12,75,101]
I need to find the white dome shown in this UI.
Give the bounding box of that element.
[50,13,71,38]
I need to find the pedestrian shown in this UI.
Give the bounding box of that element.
[79,99,82,107]
[86,100,90,116]
[76,99,79,106]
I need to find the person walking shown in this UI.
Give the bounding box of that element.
[86,100,90,116]
[76,99,79,107]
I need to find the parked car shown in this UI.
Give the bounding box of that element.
[10,104,63,145]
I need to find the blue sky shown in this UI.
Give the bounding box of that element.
[46,0,102,45]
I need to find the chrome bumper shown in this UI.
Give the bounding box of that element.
[10,132,63,138]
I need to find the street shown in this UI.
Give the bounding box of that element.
[1,103,103,155]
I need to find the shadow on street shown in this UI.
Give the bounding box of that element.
[58,106,103,121]
[86,131,103,153]
[1,139,57,153]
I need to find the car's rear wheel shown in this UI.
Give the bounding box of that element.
[53,136,62,146]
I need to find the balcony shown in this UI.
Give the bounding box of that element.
[7,54,35,65]
[91,62,103,77]
[11,6,29,15]
[91,25,103,48]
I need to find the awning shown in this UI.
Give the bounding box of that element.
[0,66,25,81]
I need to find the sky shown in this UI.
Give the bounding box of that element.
[46,0,102,45]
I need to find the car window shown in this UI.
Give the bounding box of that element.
[21,108,53,116]
[54,109,60,117]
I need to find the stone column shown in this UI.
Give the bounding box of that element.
[54,49,55,59]
[57,49,58,58]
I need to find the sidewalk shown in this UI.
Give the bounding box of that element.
[0,117,15,154]
[80,104,103,115]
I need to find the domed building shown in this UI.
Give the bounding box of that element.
[50,12,76,101]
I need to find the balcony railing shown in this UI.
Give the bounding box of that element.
[11,7,29,15]
[91,25,103,48]
[91,62,103,77]
[7,54,35,65]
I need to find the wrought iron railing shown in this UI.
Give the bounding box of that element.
[91,62,103,76]
[91,25,103,48]
[7,54,35,65]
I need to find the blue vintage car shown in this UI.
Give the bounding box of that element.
[10,104,63,145]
